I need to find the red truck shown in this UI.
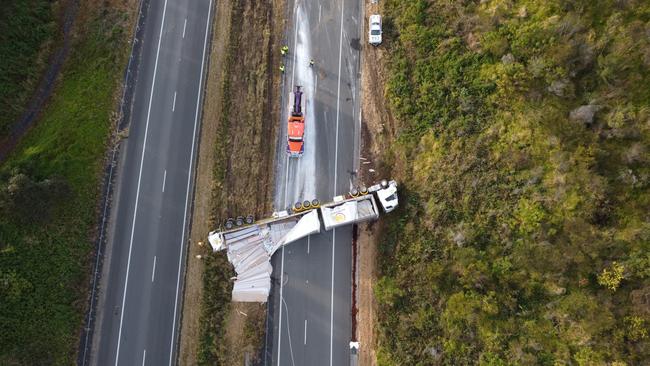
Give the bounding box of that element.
[287,86,305,157]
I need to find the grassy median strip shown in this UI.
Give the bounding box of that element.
[195,0,281,363]
[0,5,131,365]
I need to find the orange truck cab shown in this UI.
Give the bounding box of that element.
[287,86,305,157]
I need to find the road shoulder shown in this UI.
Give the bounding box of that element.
[358,1,397,364]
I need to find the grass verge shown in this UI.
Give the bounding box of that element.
[0,0,59,136]
[192,0,282,364]
[0,4,131,364]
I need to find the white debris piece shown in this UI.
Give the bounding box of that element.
[267,210,321,255]
[212,210,321,302]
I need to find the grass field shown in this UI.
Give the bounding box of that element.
[0,0,57,136]
[0,7,130,365]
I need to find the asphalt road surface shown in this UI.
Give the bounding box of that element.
[89,0,212,364]
[268,0,362,365]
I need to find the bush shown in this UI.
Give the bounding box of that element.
[375,0,650,364]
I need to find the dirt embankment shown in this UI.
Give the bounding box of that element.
[357,2,397,365]
[178,0,284,363]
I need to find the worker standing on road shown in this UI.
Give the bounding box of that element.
[279,64,285,73]
[281,45,289,56]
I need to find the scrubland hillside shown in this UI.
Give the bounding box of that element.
[375,1,650,364]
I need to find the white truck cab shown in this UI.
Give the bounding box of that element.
[375,180,398,212]
[369,14,382,46]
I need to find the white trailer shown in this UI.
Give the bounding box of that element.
[321,194,380,230]
[207,180,398,302]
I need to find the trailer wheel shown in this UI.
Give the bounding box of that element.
[294,202,303,211]
[311,199,320,207]
[235,216,244,226]
[303,200,311,209]
[225,218,234,230]
[350,188,359,197]
[245,215,254,224]
[360,186,368,195]
[380,179,388,188]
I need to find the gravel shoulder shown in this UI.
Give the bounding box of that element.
[358,1,397,364]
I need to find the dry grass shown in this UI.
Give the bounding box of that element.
[179,0,285,363]
[177,0,232,362]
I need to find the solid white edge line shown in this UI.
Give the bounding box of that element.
[277,8,301,366]
[330,228,337,365]
[142,349,146,366]
[172,91,177,111]
[307,235,310,254]
[168,1,213,365]
[114,0,169,364]
[151,256,156,282]
[304,319,307,345]
[182,18,187,38]
[162,170,167,192]
[331,0,346,364]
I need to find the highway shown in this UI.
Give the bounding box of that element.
[267,0,362,365]
[88,0,212,364]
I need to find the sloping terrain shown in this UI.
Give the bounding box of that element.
[0,1,134,364]
[374,1,650,364]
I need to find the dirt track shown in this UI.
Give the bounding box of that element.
[0,0,78,162]
[358,1,396,364]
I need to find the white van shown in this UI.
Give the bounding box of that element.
[369,15,382,46]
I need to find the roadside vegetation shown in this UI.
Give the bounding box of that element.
[194,0,281,364]
[374,0,650,364]
[0,0,58,136]
[0,3,131,364]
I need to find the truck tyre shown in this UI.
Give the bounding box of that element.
[245,215,254,224]
[380,179,388,188]
[360,186,368,195]
[303,200,311,209]
[350,188,359,197]
[311,199,320,207]
[225,219,234,230]
[235,216,244,226]
[294,202,303,211]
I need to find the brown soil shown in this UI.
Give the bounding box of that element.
[176,0,232,362]
[221,302,267,365]
[357,1,396,365]
[178,0,284,363]
[356,223,379,366]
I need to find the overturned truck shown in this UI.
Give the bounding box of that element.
[208,180,398,302]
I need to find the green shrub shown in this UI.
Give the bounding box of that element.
[376,0,650,364]
[0,8,129,364]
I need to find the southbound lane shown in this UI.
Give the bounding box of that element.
[90,0,212,364]
[268,0,361,365]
